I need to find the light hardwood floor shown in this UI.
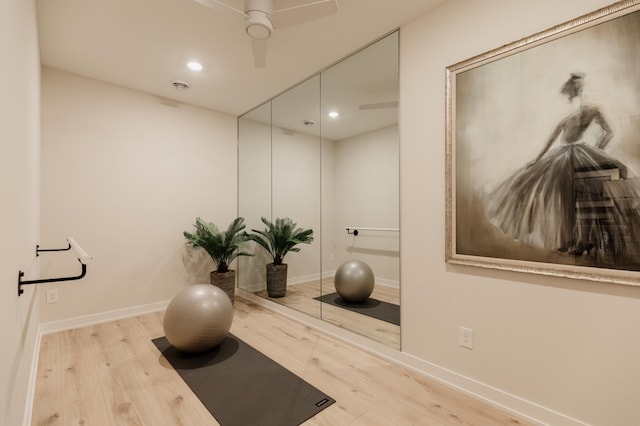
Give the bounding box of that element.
[255,278,401,349]
[32,298,532,425]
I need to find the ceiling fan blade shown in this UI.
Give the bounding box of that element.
[192,0,247,17]
[270,0,338,29]
[251,38,268,68]
[358,101,399,110]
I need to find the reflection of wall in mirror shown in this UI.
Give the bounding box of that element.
[238,118,273,289]
[272,126,322,282]
[334,125,400,287]
[238,118,271,230]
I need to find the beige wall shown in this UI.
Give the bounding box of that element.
[40,68,238,322]
[400,0,640,424]
[0,0,41,424]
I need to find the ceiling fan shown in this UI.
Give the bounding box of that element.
[193,0,339,68]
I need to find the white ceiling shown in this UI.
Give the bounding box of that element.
[36,0,445,117]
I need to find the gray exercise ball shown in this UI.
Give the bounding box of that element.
[334,259,375,303]
[163,284,233,353]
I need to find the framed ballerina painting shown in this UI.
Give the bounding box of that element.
[446,0,640,285]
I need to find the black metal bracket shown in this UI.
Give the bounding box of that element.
[36,242,71,257]
[346,228,359,236]
[18,259,87,296]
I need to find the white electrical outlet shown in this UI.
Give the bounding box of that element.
[459,326,473,349]
[46,289,59,304]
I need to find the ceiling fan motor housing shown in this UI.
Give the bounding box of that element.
[245,0,273,39]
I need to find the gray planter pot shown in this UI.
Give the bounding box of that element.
[266,263,288,298]
[210,270,236,304]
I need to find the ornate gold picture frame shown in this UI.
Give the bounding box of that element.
[446,0,640,285]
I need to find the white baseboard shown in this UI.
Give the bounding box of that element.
[236,289,588,426]
[240,270,399,292]
[39,300,170,335]
[389,353,589,426]
[241,282,265,293]
[374,278,399,288]
[239,271,330,293]
[317,269,399,288]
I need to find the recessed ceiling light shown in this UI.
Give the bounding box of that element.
[328,111,339,118]
[187,61,203,71]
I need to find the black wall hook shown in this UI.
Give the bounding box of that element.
[18,261,87,295]
[36,242,71,257]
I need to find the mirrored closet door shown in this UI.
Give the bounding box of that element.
[238,30,400,349]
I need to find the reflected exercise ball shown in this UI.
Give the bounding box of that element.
[163,284,234,353]
[334,259,375,303]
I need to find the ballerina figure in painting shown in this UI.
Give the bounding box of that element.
[486,72,640,265]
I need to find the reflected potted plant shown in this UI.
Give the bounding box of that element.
[247,217,314,298]
[183,217,252,304]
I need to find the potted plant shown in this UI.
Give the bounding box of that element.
[247,217,314,298]
[183,217,252,304]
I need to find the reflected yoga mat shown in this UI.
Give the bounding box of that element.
[152,334,335,426]
[314,293,401,326]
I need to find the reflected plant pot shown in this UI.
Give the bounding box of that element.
[266,263,287,298]
[210,270,236,304]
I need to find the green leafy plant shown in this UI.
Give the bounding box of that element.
[247,217,314,265]
[183,217,252,273]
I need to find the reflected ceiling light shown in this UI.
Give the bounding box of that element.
[328,111,339,118]
[187,61,203,71]
[172,80,190,91]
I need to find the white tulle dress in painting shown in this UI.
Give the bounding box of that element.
[486,73,640,267]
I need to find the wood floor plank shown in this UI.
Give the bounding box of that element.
[32,297,532,426]
[33,332,64,425]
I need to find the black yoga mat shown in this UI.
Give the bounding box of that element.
[314,293,401,326]
[152,334,334,426]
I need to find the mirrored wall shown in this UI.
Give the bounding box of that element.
[238,30,400,349]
